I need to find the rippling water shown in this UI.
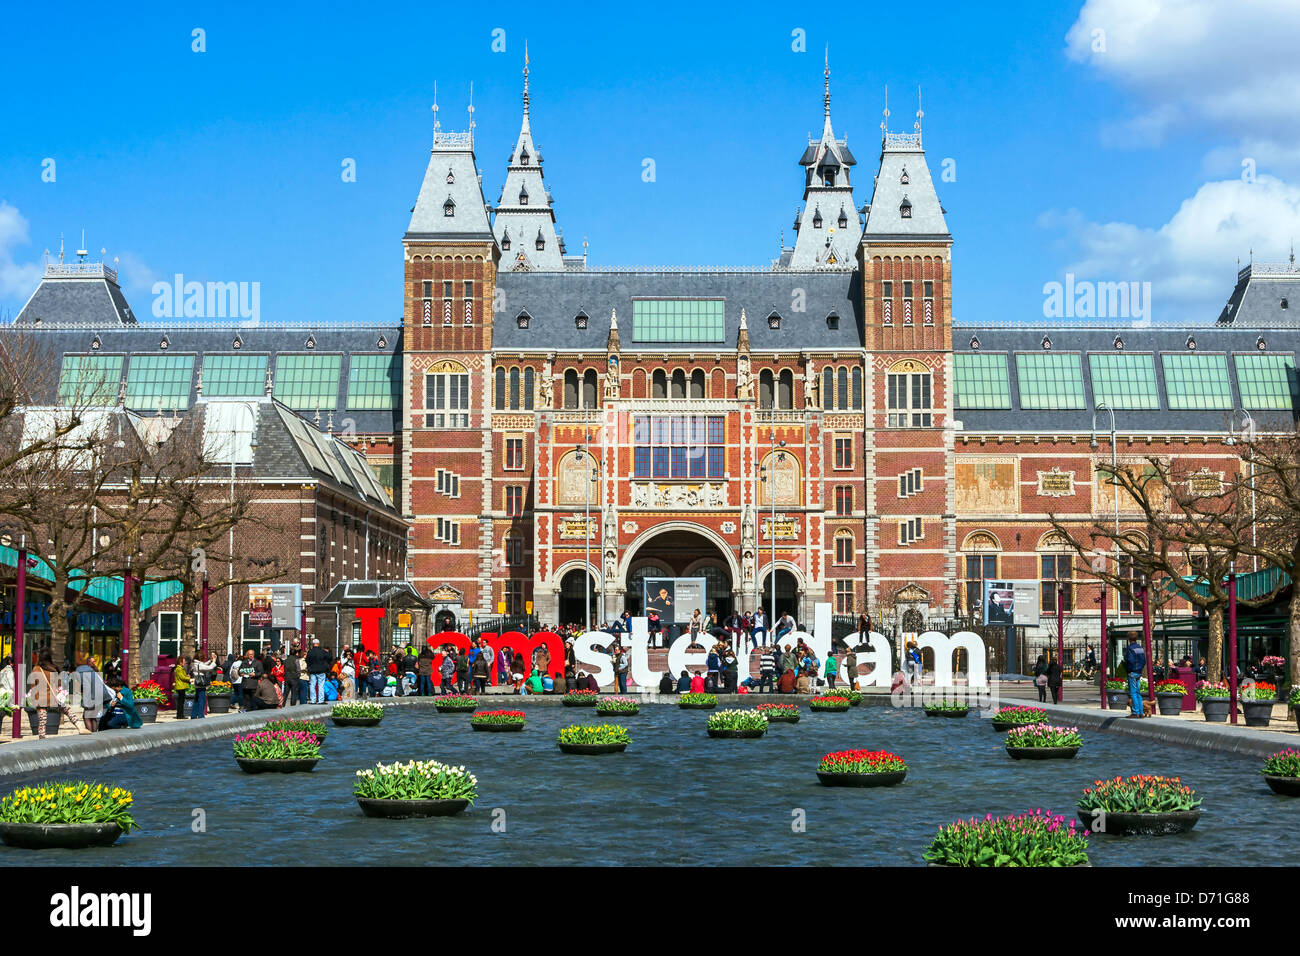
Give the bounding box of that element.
[0,705,1289,866]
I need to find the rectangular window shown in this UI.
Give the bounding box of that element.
[903,280,913,299]
[505,436,524,470]
[953,353,1011,409]
[58,354,124,405]
[834,436,853,470]
[504,580,524,616]
[1015,353,1086,410]
[1160,353,1231,410]
[631,299,726,344]
[964,554,997,614]
[443,281,453,298]
[422,280,433,298]
[505,536,524,567]
[435,469,460,497]
[898,517,923,545]
[125,354,195,411]
[897,468,923,498]
[1040,554,1074,613]
[834,534,854,565]
[834,486,852,516]
[203,354,267,399]
[274,354,342,411]
[886,372,932,427]
[436,518,460,545]
[835,580,854,614]
[505,486,523,516]
[1089,353,1159,409]
[631,415,725,479]
[923,280,934,298]
[346,353,398,410]
[157,612,180,659]
[424,372,470,428]
[1234,353,1297,410]
[882,281,893,298]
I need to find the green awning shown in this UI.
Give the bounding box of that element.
[1178,566,1286,603]
[0,545,182,612]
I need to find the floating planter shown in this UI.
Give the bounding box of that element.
[816,750,907,787]
[678,693,717,710]
[207,682,233,714]
[754,702,800,724]
[824,688,863,707]
[595,696,640,716]
[331,702,385,727]
[1076,775,1203,836]
[354,760,477,818]
[1153,680,1189,716]
[809,696,851,713]
[132,681,167,723]
[1260,748,1300,796]
[1004,723,1082,760]
[0,782,138,849]
[706,709,768,739]
[263,718,329,740]
[557,723,630,755]
[924,701,970,718]
[434,694,478,713]
[562,690,600,707]
[923,809,1089,867]
[989,705,1048,732]
[232,730,322,774]
[1196,681,1231,722]
[470,710,526,732]
[1240,683,1278,728]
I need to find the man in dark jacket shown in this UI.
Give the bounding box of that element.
[1123,635,1147,718]
[236,650,261,712]
[283,647,301,708]
[305,639,331,703]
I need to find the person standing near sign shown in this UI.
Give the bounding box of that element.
[1045,652,1063,705]
[1123,634,1147,718]
[305,639,330,704]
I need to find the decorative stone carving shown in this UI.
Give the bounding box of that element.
[721,521,736,534]
[604,354,620,401]
[630,482,729,509]
[804,360,816,408]
[1036,467,1075,498]
[741,506,755,551]
[736,354,754,400]
[557,452,600,506]
[539,357,553,408]
[622,521,638,534]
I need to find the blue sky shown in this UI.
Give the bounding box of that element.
[2,0,1298,327]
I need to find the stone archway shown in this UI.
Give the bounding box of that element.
[619,524,740,634]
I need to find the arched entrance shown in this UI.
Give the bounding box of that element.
[434,609,458,632]
[558,568,598,628]
[760,569,799,623]
[621,527,736,637]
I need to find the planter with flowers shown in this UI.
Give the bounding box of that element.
[1154,680,1189,716]
[206,681,233,713]
[1004,723,1082,760]
[1261,655,1287,692]
[263,718,328,741]
[557,723,630,755]
[1076,775,1202,835]
[809,696,851,713]
[354,760,477,818]
[1196,681,1231,722]
[1260,748,1300,796]
[678,692,717,711]
[331,701,385,727]
[1240,682,1277,728]
[595,696,640,716]
[923,809,1089,867]
[0,782,140,849]
[434,694,478,714]
[131,680,167,722]
[1104,679,1130,710]
[924,700,970,718]
[989,705,1048,732]
[562,689,600,707]
[824,688,863,707]
[470,710,526,732]
[755,702,800,724]
[816,750,907,787]
[706,709,768,739]
[233,730,322,774]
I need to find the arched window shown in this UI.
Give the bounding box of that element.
[509,367,520,410]
[777,369,794,409]
[652,369,667,399]
[822,367,834,410]
[834,529,854,565]
[759,369,774,409]
[671,369,687,399]
[887,359,932,427]
[851,366,863,409]
[495,367,506,411]
[564,369,579,409]
[633,368,647,399]
[690,369,706,398]
[961,531,1001,616]
[523,367,534,410]
[582,369,598,409]
[1038,531,1075,614]
[837,366,848,410]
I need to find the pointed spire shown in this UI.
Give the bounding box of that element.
[523,43,531,120]
[610,306,618,330]
[881,85,890,137]
[467,82,475,145]
[824,46,831,119]
[737,307,750,351]
[607,307,620,351]
[432,81,440,132]
[915,85,924,141]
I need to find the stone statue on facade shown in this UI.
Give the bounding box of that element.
[736,355,754,401]
[539,357,553,408]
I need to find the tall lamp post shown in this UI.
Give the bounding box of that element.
[225,402,259,654]
[10,534,26,739]
[759,432,788,637]
[1091,403,1120,676]
[1226,409,1257,573]
[576,433,595,633]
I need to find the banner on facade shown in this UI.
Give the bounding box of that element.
[642,577,705,625]
[982,580,1040,628]
[248,587,273,627]
[249,585,301,630]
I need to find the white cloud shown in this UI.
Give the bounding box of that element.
[1042,175,1300,321]
[0,202,42,309]
[112,250,160,299]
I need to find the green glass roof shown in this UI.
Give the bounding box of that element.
[58,354,123,406]
[1089,353,1159,409]
[1015,353,1085,409]
[125,354,195,411]
[631,299,725,344]
[953,353,1010,409]
[1234,353,1297,410]
[0,545,181,611]
[203,354,268,399]
[1161,353,1231,410]
[274,354,341,411]
[346,353,398,410]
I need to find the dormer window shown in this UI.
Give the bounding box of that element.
[1113,335,1124,350]
[899,196,912,219]
[535,230,545,251]
[446,167,455,184]
[443,197,455,217]
[232,334,243,350]
[575,312,588,330]
[812,208,823,229]
[516,311,531,329]
[500,230,511,251]
[1283,298,1290,310]
[826,312,840,330]
[838,207,848,229]
[519,147,530,165]
[768,312,781,330]
[519,187,529,205]
[900,167,910,185]
[91,334,101,351]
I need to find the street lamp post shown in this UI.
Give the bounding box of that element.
[1227,409,1257,572]
[760,431,788,638]
[226,402,259,655]
[11,535,26,739]
[1098,583,1108,709]
[200,571,210,660]
[1091,403,1120,677]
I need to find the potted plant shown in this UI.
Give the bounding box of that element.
[354,759,477,818]
[923,700,970,718]
[1104,678,1130,710]
[923,809,1089,866]
[595,696,640,716]
[562,689,600,707]
[989,705,1048,732]
[470,710,527,732]
[23,705,62,736]
[1261,655,1287,690]
[1004,723,1083,760]
[1240,682,1277,728]
[706,709,768,738]
[754,702,800,724]
[1153,679,1188,716]
[557,723,630,755]
[0,782,139,849]
[678,692,717,710]
[1076,775,1203,835]
[1195,681,1231,722]
[263,718,329,740]
[824,688,863,707]
[1290,687,1300,732]
[809,695,851,713]
[816,749,907,787]
[434,694,478,713]
[331,701,385,727]
[232,730,322,774]
[207,681,233,714]
[131,680,167,722]
[1260,748,1300,796]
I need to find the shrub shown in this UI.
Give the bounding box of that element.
[263,719,328,740]
[332,701,385,719]
[817,750,906,774]
[991,706,1048,725]
[557,724,630,745]
[707,709,768,732]
[233,730,321,760]
[1261,748,1300,778]
[923,810,1088,867]
[1004,723,1083,749]
[469,710,526,725]
[0,782,139,831]
[1106,678,1149,693]
[354,760,477,803]
[1077,775,1202,814]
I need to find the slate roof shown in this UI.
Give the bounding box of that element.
[862,133,950,240]
[16,264,140,326]
[406,130,494,240]
[1216,263,1300,327]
